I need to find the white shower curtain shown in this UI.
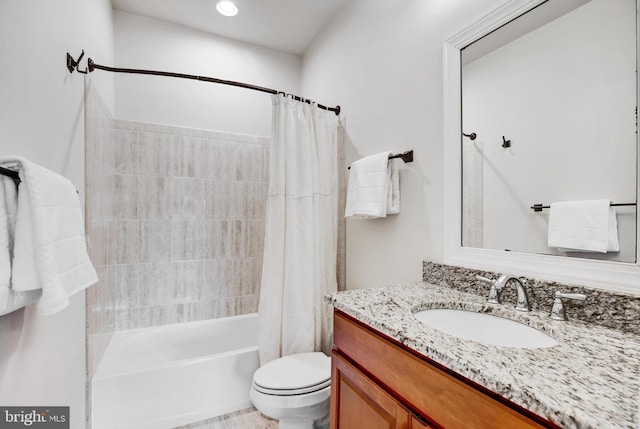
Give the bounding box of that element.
[258,94,340,365]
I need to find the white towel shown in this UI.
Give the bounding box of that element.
[0,156,98,315]
[548,199,619,253]
[387,159,400,215]
[0,178,13,289]
[345,152,400,219]
[0,176,41,316]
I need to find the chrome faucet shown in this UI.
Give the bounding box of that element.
[476,274,531,312]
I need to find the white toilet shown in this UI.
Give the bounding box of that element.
[250,352,331,429]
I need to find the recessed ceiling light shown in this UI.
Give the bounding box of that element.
[216,0,238,17]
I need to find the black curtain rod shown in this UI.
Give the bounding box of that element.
[66,51,340,116]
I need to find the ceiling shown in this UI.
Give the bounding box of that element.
[111,0,350,56]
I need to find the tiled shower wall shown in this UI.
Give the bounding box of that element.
[85,95,269,333]
[85,82,117,395]
[85,82,116,339]
[107,120,269,330]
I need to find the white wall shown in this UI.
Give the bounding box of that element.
[462,0,636,262]
[301,0,505,289]
[113,11,302,137]
[0,0,113,427]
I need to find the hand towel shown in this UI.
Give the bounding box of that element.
[0,178,13,289]
[345,152,401,219]
[387,159,400,215]
[0,156,98,315]
[0,176,41,316]
[11,180,40,290]
[548,199,619,253]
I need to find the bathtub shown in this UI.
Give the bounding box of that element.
[91,313,259,429]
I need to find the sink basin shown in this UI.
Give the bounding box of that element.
[414,309,558,349]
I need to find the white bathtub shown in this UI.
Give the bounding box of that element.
[91,313,259,429]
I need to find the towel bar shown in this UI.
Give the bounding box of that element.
[531,202,636,212]
[348,150,414,170]
[0,166,20,186]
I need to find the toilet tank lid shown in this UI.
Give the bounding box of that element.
[253,352,331,390]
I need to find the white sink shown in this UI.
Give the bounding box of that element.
[414,309,558,349]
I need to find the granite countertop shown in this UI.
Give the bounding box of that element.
[326,282,640,429]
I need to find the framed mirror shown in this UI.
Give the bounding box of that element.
[443,0,640,294]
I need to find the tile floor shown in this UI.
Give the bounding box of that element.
[174,408,277,429]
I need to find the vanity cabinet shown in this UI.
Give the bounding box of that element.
[332,353,419,428]
[330,310,559,429]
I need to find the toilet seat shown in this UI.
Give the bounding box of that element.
[253,378,331,396]
[252,352,331,396]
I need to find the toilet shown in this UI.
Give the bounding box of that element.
[250,352,331,429]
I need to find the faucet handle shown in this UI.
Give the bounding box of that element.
[475,275,501,304]
[475,275,495,285]
[555,292,586,301]
[550,291,586,321]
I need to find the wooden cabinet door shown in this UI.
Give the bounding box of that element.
[411,415,434,429]
[331,351,410,429]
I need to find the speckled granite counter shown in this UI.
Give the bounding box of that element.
[326,282,640,429]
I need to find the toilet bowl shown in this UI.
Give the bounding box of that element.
[250,352,331,429]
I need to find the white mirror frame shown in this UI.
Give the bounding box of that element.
[443,0,640,295]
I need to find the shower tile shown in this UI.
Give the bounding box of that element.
[85,118,99,158]
[99,124,116,176]
[114,264,140,309]
[236,144,265,182]
[87,265,108,335]
[115,308,139,331]
[102,265,116,334]
[85,156,98,222]
[175,302,199,323]
[87,220,112,267]
[112,175,138,220]
[194,300,219,320]
[233,220,264,258]
[172,135,203,178]
[172,177,205,219]
[236,295,259,315]
[172,260,204,303]
[261,145,270,182]
[172,220,205,261]
[113,129,139,175]
[114,119,139,131]
[203,259,234,299]
[95,171,114,221]
[233,182,267,220]
[204,220,233,259]
[87,117,272,331]
[234,257,262,297]
[218,298,236,318]
[204,180,234,219]
[149,305,176,327]
[139,220,172,262]
[140,122,171,134]
[137,176,171,220]
[137,307,153,329]
[138,262,174,307]
[114,220,139,264]
[203,139,236,181]
[180,126,204,138]
[139,131,172,176]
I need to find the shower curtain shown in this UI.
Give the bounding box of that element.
[258,94,340,365]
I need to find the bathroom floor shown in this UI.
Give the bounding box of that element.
[174,408,277,429]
